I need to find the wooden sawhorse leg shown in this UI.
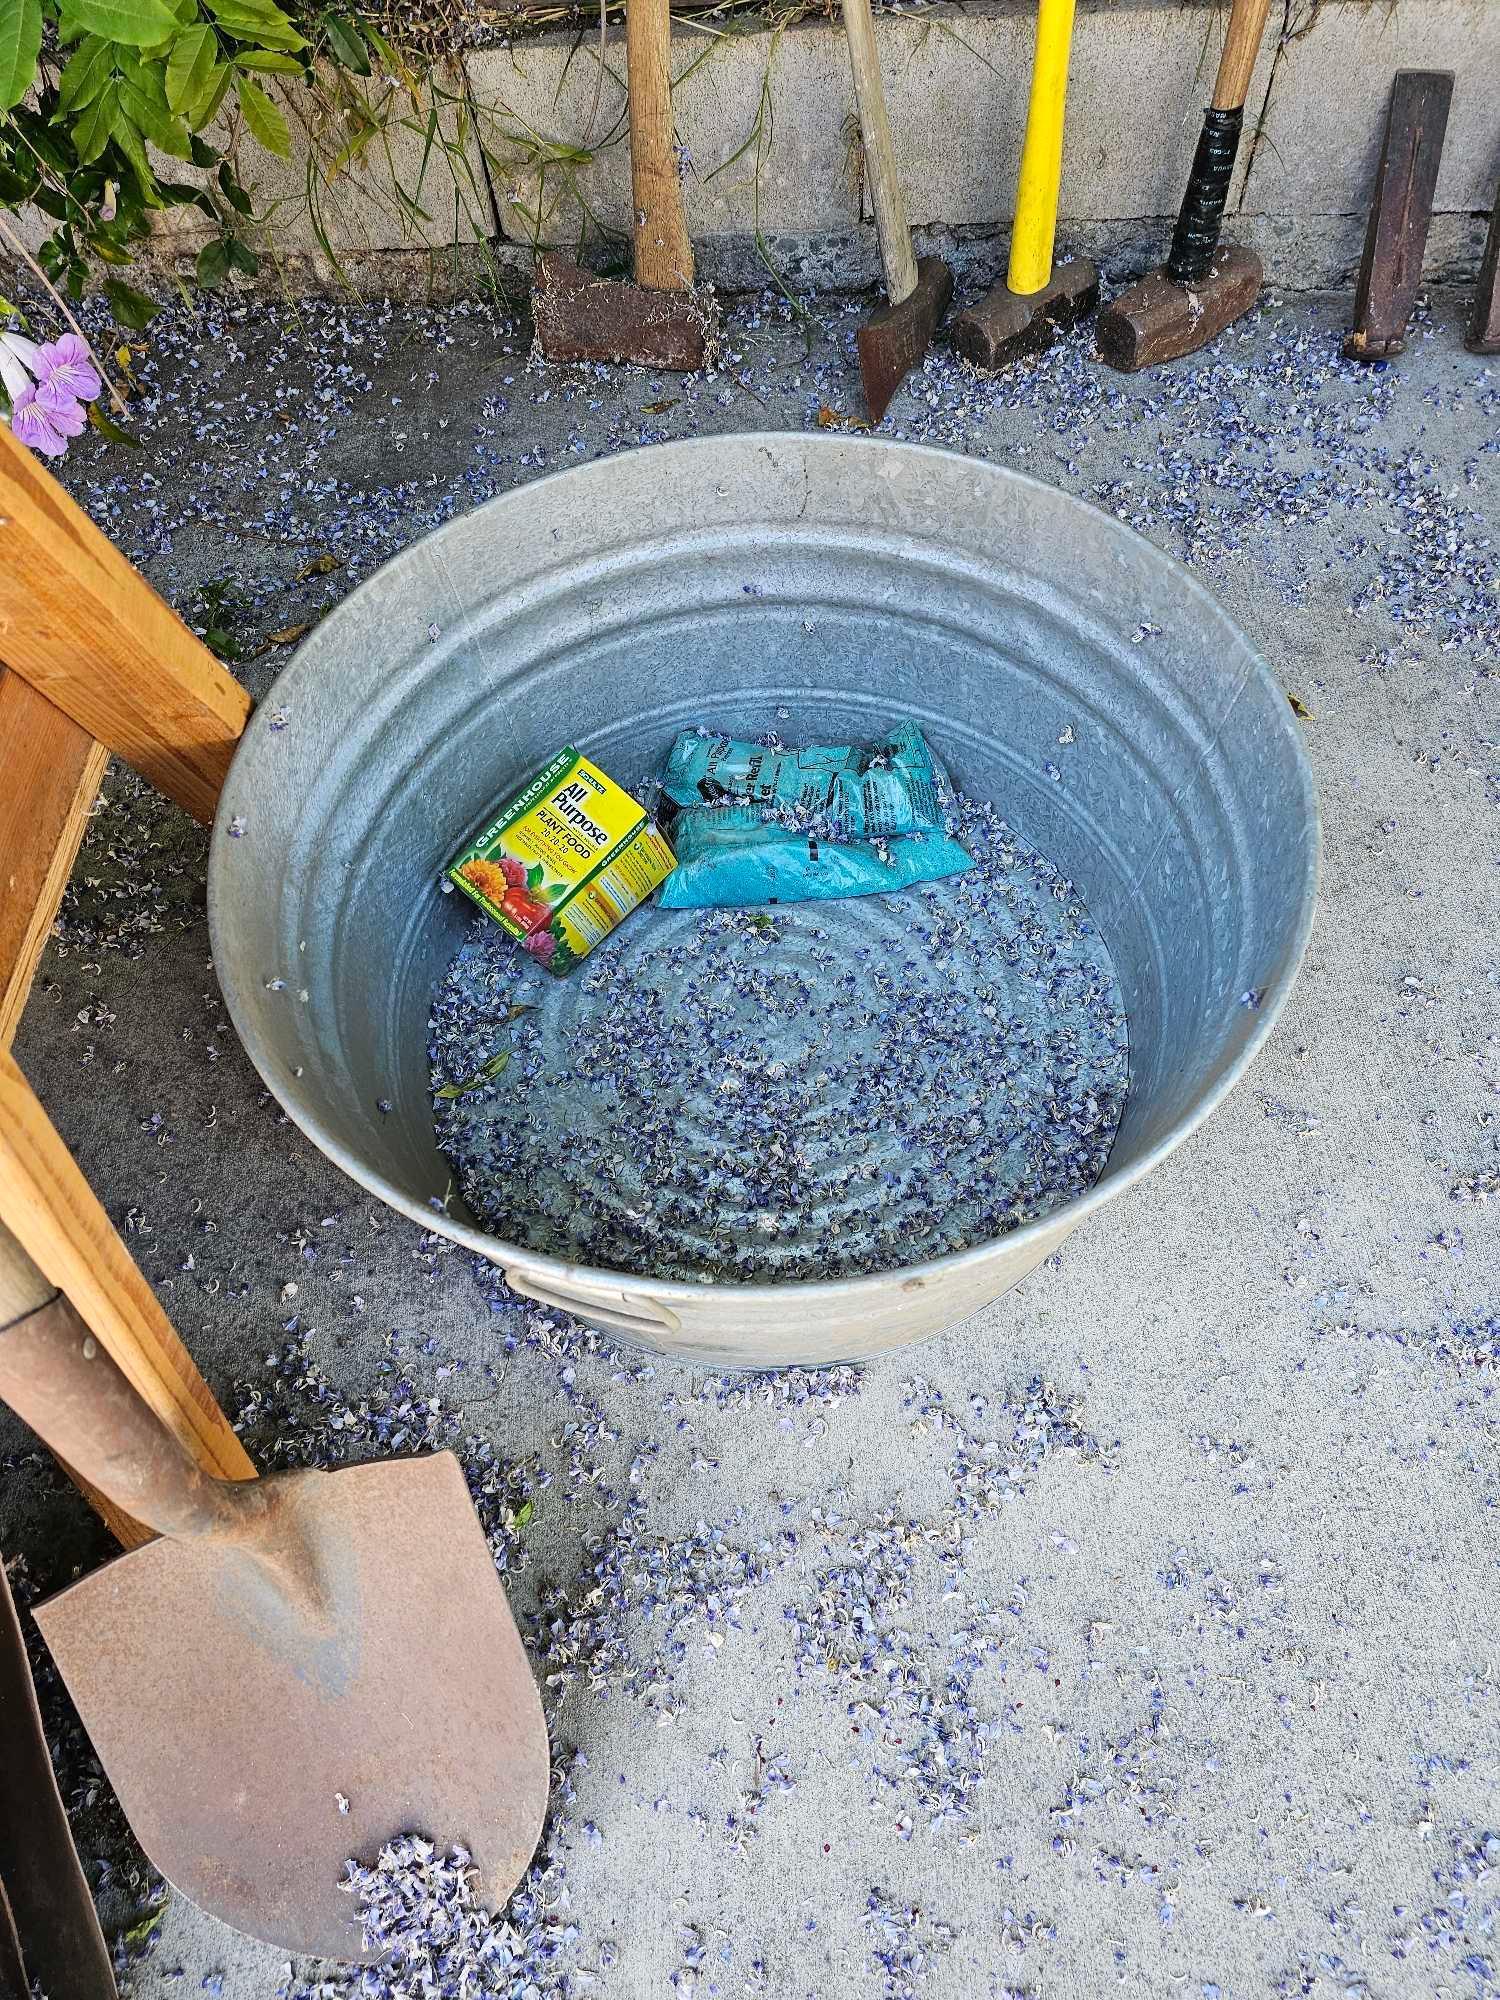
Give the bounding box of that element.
[0,424,258,1542]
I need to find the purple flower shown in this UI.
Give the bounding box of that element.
[36,333,102,402]
[1,327,101,459]
[36,376,88,435]
[8,384,70,457]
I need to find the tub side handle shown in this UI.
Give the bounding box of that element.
[505,1269,683,1337]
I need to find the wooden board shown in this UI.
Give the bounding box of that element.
[1344,71,1453,362]
[0,425,250,824]
[0,1051,257,1490]
[0,670,109,1050]
[1467,179,1500,355]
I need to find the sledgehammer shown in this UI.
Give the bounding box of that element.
[951,0,1098,371]
[843,0,953,423]
[1097,0,1272,372]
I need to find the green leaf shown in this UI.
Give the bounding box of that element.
[0,0,44,109]
[57,0,185,50]
[544,882,568,902]
[103,274,158,327]
[205,0,302,47]
[109,102,156,188]
[232,47,299,70]
[56,33,114,110]
[197,58,230,123]
[154,178,216,214]
[72,78,120,160]
[361,20,399,73]
[88,399,140,445]
[117,60,192,156]
[226,232,257,273]
[525,863,544,890]
[194,233,228,285]
[434,1050,511,1099]
[165,22,214,113]
[512,1498,534,1530]
[188,129,217,165]
[233,71,288,155]
[217,160,253,213]
[0,160,40,203]
[322,13,368,75]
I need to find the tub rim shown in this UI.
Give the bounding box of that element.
[208,432,1321,1312]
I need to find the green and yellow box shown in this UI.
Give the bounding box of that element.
[450,748,676,975]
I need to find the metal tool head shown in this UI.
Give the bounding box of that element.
[856,256,954,424]
[533,253,715,372]
[1096,243,1262,373]
[950,258,1100,373]
[34,1452,549,1963]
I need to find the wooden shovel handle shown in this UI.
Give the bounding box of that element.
[628,0,694,291]
[0,1053,255,1482]
[0,1231,250,1544]
[842,0,917,306]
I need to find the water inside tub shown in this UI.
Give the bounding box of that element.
[427,792,1128,1284]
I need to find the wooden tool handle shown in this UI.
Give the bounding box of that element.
[843,0,918,306]
[1211,0,1273,111]
[1166,0,1273,285]
[1008,0,1078,296]
[0,1052,256,1488]
[0,1228,251,1544]
[628,0,693,291]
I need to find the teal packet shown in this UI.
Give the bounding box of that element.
[656,721,974,910]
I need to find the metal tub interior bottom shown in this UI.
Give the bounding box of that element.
[210,435,1319,1368]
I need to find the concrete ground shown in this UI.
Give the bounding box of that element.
[3,280,1497,1998]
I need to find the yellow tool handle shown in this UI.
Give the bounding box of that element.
[1008,0,1078,296]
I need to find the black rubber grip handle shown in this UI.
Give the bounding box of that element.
[1167,106,1244,285]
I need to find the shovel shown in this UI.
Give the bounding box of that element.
[0,1222,551,1964]
[0,1555,117,2000]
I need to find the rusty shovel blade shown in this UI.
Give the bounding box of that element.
[33,1453,549,1963]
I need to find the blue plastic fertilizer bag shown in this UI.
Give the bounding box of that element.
[656,721,974,910]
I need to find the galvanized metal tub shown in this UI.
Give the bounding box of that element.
[209,434,1318,1368]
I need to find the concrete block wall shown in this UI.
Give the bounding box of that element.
[132,0,1500,294]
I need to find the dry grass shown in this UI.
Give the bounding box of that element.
[366,0,836,65]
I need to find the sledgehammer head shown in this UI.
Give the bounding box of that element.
[857,256,954,424]
[950,258,1099,372]
[1097,243,1262,372]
